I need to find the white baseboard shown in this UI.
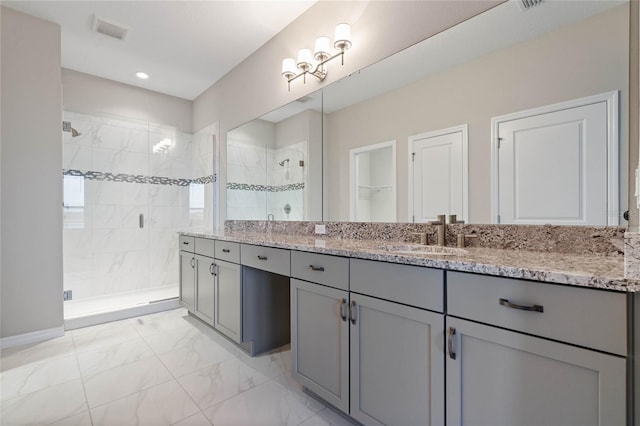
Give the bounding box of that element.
[0,326,65,349]
[64,298,181,331]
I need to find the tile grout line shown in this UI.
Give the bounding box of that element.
[70,332,95,426]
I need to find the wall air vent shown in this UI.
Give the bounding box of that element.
[92,15,129,40]
[518,0,543,11]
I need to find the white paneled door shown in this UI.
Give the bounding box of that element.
[410,125,468,223]
[494,92,618,225]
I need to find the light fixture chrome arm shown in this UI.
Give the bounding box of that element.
[284,50,345,91]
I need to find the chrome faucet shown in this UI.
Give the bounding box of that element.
[428,214,447,246]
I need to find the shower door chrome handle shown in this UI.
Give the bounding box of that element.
[139,213,144,229]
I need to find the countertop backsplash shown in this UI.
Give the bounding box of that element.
[224,220,625,257]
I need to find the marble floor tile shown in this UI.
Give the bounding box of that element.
[236,348,289,380]
[76,338,155,377]
[90,380,199,426]
[178,357,270,410]
[156,334,235,377]
[0,379,87,425]
[0,334,75,372]
[49,410,94,426]
[203,380,322,426]
[142,326,204,355]
[129,310,195,337]
[83,356,173,407]
[72,320,141,354]
[0,354,80,402]
[170,411,212,426]
[298,407,357,426]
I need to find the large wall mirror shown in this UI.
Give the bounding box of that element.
[227,0,630,226]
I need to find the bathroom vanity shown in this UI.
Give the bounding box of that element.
[178,228,637,425]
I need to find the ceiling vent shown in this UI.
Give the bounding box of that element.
[518,0,543,11]
[92,15,129,40]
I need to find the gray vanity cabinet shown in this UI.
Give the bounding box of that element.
[446,271,627,426]
[291,278,350,413]
[214,258,242,343]
[349,293,445,426]
[179,250,196,312]
[194,254,215,325]
[445,316,626,426]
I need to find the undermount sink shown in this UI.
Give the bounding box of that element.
[379,244,467,256]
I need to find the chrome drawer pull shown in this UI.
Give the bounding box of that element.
[183,241,190,245]
[340,299,348,322]
[257,255,268,261]
[499,298,544,313]
[448,327,456,360]
[309,265,325,272]
[222,248,231,253]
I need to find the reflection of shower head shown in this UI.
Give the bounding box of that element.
[63,121,82,137]
[278,158,290,167]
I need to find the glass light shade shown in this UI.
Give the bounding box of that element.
[297,49,313,69]
[334,23,352,50]
[281,58,296,77]
[314,36,330,60]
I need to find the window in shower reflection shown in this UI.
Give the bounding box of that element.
[63,175,85,229]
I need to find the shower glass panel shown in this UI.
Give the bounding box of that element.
[62,111,214,319]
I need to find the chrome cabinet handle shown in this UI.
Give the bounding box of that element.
[499,298,544,313]
[448,327,456,360]
[340,299,348,322]
[183,241,190,245]
[139,213,144,229]
[257,255,268,261]
[222,248,230,253]
[350,301,357,325]
[209,263,216,276]
[190,258,195,268]
[309,265,325,272]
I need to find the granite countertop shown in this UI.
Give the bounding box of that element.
[181,231,640,293]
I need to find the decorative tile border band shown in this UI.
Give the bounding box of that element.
[227,182,305,192]
[63,169,216,186]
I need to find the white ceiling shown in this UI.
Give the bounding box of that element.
[2,1,317,100]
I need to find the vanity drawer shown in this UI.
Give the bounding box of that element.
[241,244,290,276]
[179,235,195,253]
[350,259,444,312]
[447,271,627,356]
[215,240,240,264]
[291,251,349,291]
[195,237,215,258]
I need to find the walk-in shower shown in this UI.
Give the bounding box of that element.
[62,111,216,325]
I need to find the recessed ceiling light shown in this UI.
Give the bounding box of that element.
[136,71,149,80]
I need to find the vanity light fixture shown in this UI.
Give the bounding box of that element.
[281,23,352,91]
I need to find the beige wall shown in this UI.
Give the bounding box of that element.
[62,69,192,131]
[193,0,503,221]
[325,4,630,223]
[1,7,63,338]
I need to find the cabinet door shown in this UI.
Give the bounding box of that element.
[446,317,626,426]
[179,250,196,312]
[291,279,349,414]
[195,254,215,326]
[214,259,242,343]
[350,294,445,426]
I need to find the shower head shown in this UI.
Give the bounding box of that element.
[278,158,290,167]
[63,121,82,137]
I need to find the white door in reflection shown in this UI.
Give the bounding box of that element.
[410,125,468,223]
[494,92,618,225]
